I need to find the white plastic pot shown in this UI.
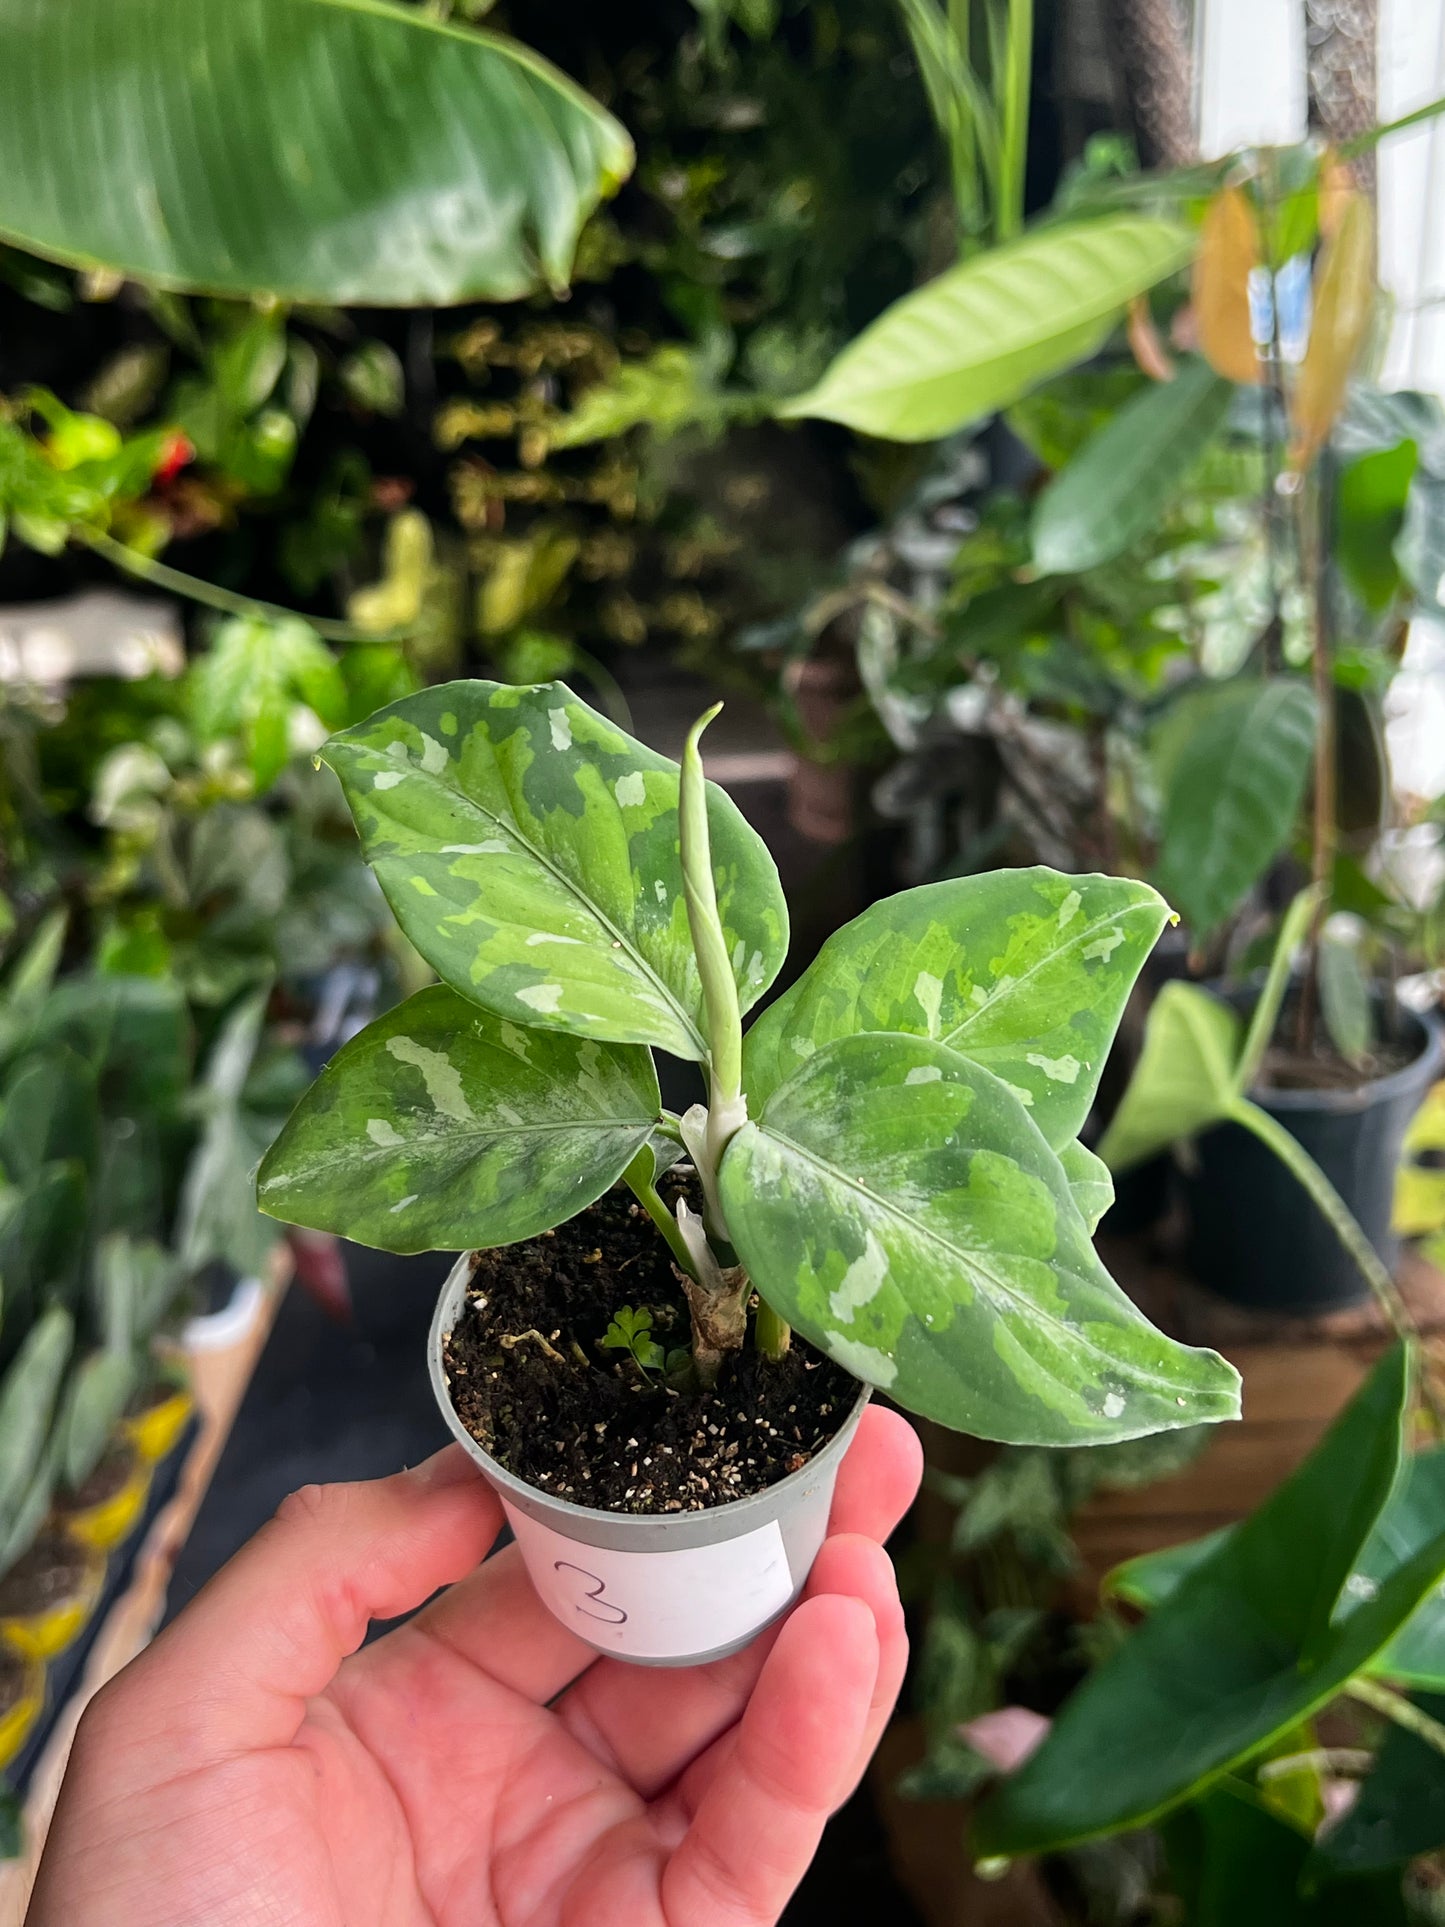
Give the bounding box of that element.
[429,1252,869,1667]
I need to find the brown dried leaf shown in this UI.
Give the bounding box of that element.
[1289,191,1376,471]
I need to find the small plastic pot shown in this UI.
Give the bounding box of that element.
[122,1376,195,1464]
[1183,1002,1444,1313]
[0,1535,106,1661]
[56,1444,152,1553]
[429,1253,870,1667]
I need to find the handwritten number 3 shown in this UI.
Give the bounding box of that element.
[554,1560,628,1625]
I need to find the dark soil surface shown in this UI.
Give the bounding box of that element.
[0,1530,92,1617]
[1253,991,1419,1093]
[62,1444,138,1512]
[0,1645,31,1711]
[443,1179,856,1514]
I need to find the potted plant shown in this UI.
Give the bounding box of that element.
[1088,180,1445,1311]
[257,676,1239,1663]
[969,1341,1445,1919]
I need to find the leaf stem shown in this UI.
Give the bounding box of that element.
[80,529,405,644]
[754,1296,792,1358]
[1228,1097,1415,1347]
[1346,1677,1445,1759]
[679,704,743,1108]
[996,0,1032,243]
[622,1148,699,1283]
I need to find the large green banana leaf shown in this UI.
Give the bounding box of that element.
[0,0,633,304]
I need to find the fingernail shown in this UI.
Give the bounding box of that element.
[408,1445,483,1490]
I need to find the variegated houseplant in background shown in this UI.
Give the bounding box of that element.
[259,678,1239,1446]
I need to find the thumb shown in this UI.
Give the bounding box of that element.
[97,1446,500,1770]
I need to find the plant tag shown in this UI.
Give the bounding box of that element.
[502,1504,795,1660]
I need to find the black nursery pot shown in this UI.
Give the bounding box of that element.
[1182,1003,1444,1314]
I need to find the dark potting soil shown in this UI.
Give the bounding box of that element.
[0,1531,92,1618]
[1256,1020,1415,1094]
[0,1645,31,1712]
[62,1444,137,1513]
[442,1180,856,1514]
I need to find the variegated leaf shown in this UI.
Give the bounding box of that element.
[1060,1139,1114,1233]
[742,867,1170,1147]
[322,681,788,1062]
[257,985,660,1253]
[720,1032,1240,1443]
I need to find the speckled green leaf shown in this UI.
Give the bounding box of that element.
[257,985,659,1254]
[742,868,1170,1148]
[720,1032,1239,1442]
[322,681,788,1062]
[975,1347,1445,1856]
[1060,1139,1114,1233]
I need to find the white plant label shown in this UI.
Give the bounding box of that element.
[503,1504,795,1660]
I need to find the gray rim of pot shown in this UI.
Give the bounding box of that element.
[427,1250,872,1549]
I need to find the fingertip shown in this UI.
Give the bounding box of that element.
[772,1590,880,1696]
[405,1442,488,1491]
[807,1533,902,1627]
[863,1405,925,1500]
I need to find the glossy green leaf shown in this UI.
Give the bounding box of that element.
[0,1045,97,1187]
[1318,929,1373,1067]
[1030,358,1234,575]
[1310,1691,1445,1877]
[1096,982,1239,1172]
[1335,442,1418,613]
[742,868,1170,1148]
[174,989,284,1281]
[258,984,660,1254]
[57,1349,139,1490]
[974,1347,1445,1855]
[1107,1445,1445,1695]
[0,1162,87,1347]
[322,681,788,1062]
[1059,1139,1114,1233]
[93,1233,186,1355]
[720,1031,1239,1442]
[1153,679,1318,937]
[0,0,633,305]
[0,1306,72,1530]
[779,216,1195,441]
[190,617,347,792]
[1166,1783,1407,1926]
[1399,464,1445,615]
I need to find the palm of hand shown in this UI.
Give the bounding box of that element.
[28,1409,919,1927]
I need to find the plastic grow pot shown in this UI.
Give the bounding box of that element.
[1182,1003,1443,1314]
[429,1252,870,1668]
[0,1652,45,1770]
[0,1539,106,1661]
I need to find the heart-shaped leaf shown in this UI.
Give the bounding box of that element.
[1153,679,1318,938]
[1106,1444,1445,1695]
[322,681,788,1062]
[1096,981,1240,1172]
[0,0,633,305]
[720,1031,1239,1442]
[57,1349,140,1491]
[742,867,1169,1148]
[974,1347,1445,1856]
[258,985,660,1254]
[1031,357,1235,575]
[778,216,1195,442]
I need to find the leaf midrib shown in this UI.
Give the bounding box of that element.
[348,747,708,1058]
[757,1122,1202,1400]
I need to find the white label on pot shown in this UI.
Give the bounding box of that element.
[503,1503,795,1661]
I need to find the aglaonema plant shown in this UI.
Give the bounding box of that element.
[257,679,1239,1446]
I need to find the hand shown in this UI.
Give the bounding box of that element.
[28,1406,921,1927]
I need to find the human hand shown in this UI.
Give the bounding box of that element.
[27,1406,922,1927]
